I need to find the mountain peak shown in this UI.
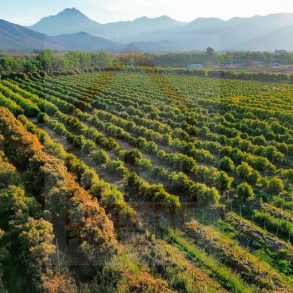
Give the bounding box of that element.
[60,8,83,15]
[30,7,100,36]
[158,15,172,20]
[76,31,90,35]
[134,16,150,22]
[57,7,88,18]
[134,15,177,24]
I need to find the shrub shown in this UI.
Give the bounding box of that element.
[268,177,284,194]
[251,156,276,173]
[218,171,233,191]
[198,186,220,206]
[105,159,126,177]
[164,153,196,173]
[138,158,153,173]
[91,149,110,164]
[230,149,243,164]
[190,183,220,206]
[162,134,172,145]
[81,140,96,155]
[123,149,142,164]
[156,149,166,159]
[81,169,98,189]
[143,141,158,154]
[279,169,293,183]
[236,162,253,179]
[220,156,235,171]
[247,171,261,185]
[127,173,180,208]
[237,182,254,200]
[172,128,189,140]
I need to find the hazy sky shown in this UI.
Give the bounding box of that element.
[1,0,293,25]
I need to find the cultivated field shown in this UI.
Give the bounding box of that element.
[0,70,292,292]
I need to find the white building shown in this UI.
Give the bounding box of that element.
[187,64,204,69]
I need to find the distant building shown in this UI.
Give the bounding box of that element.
[275,50,287,56]
[223,61,236,68]
[251,61,265,67]
[187,64,204,69]
[269,62,279,67]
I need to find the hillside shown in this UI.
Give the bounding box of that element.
[0,19,115,51]
[239,24,293,51]
[53,32,115,51]
[0,19,61,50]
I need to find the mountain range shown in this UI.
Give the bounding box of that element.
[1,8,293,52]
[0,19,115,51]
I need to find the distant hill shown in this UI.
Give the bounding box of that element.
[124,40,179,52]
[53,32,114,51]
[239,25,293,51]
[0,19,61,50]
[93,15,186,41]
[29,8,185,40]
[0,19,114,51]
[211,13,293,50]
[27,9,293,51]
[144,13,293,51]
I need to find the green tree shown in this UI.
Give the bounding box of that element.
[205,47,215,63]
[36,49,56,73]
[0,229,7,290]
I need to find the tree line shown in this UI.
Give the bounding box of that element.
[0,50,113,76]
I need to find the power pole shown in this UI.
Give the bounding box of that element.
[113,33,117,56]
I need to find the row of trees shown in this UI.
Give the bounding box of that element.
[183,220,289,291]
[117,50,293,67]
[11,71,289,205]
[2,70,290,208]
[2,49,293,83]
[0,135,76,292]
[0,106,119,275]
[0,50,113,76]
[4,75,222,208]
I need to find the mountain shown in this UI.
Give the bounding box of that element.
[30,8,101,36]
[150,13,293,51]
[0,19,61,50]
[212,13,293,49]
[29,9,293,51]
[125,40,180,52]
[53,32,114,51]
[0,19,114,51]
[3,10,293,52]
[239,25,293,51]
[183,17,226,33]
[29,9,185,40]
[94,15,185,41]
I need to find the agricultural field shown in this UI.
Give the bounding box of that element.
[0,69,292,292]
